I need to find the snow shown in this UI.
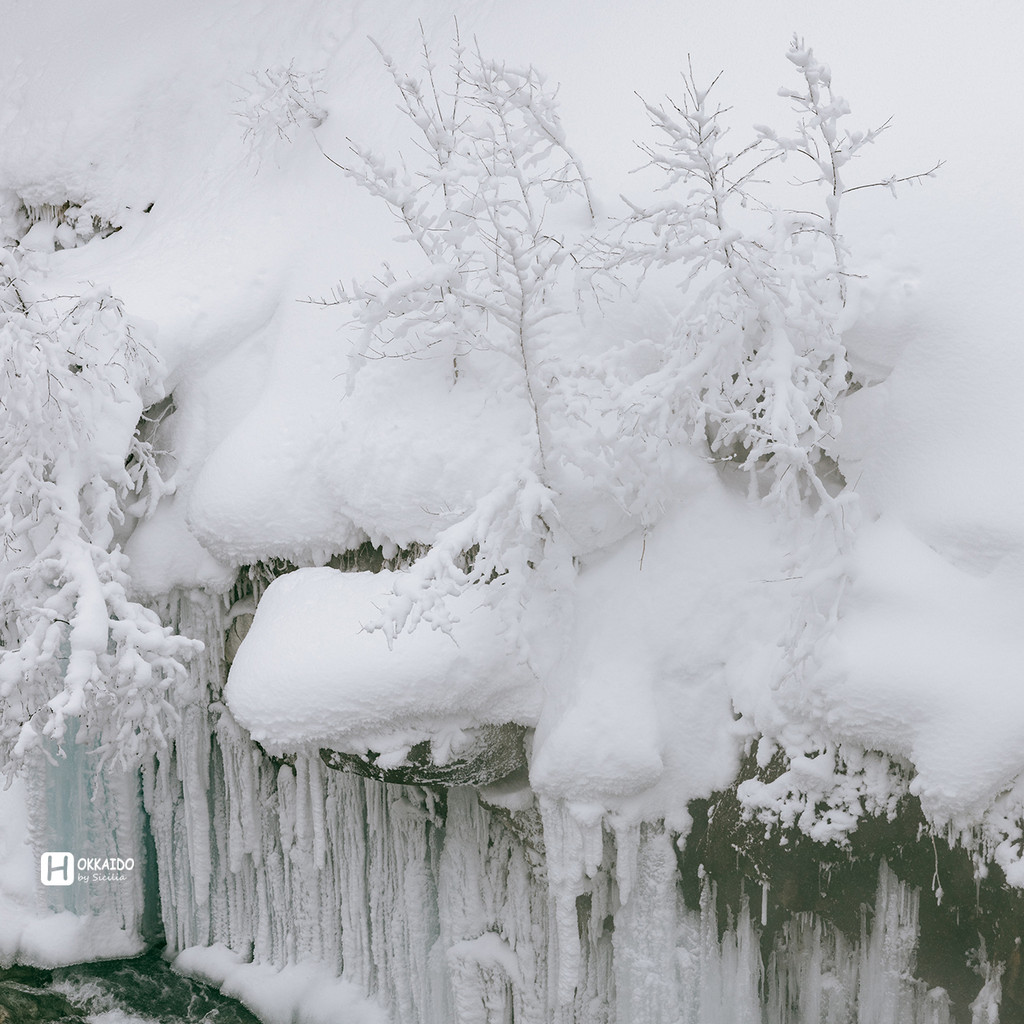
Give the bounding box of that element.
[531,477,789,831]
[3,0,1024,1018]
[798,516,1024,829]
[225,566,542,758]
[186,342,534,565]
[173,944,389,1024]
[0,777,47,965]
[6,912,144,970]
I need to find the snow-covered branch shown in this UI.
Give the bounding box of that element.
[235,62,326,154]
[0,252,201,773]
[326,34,591,403]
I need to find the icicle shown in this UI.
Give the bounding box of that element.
[308,753,327,871]
[612,822,680,1024]
[539,798,589,1009]
[969,949,1003,1024]
[140,589,964,1024]
[180,705,213,906]
[612,820,640,906]
[931,834,944,905]
[294,755,312,858]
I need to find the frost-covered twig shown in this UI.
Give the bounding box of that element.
[365,471,558,644]
[843,161,944,196]
[235,62,326,155]
[737,739,910,848]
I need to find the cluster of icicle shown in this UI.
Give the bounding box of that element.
[139,591,955,1024]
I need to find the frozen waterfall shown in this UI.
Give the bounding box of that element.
[96,590,958,1024]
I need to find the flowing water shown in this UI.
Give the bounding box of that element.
[0,948,262,1024]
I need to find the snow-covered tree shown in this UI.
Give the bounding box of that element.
[603,39,939,521]
[0,250,201,774]
[325,32,593,643]
[589,40,940,848]
[330,33,592,389]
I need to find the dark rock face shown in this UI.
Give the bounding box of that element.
[686,745,1024,1024]
[0,965,85,1023]
[320,723,528,787]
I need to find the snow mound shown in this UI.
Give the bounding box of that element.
[532,482,790,830]
[224,567,542,758]
[808,517,1024,830]
[187,350,534,565]
[173,943,389,1024]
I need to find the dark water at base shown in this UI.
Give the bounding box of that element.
[0,948,263,1023]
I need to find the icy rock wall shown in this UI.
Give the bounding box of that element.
[146,592,953,1024]
[145,593,555,1022]
[762,863,951,1024]
[146,705,555,1022]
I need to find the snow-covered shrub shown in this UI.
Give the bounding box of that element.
[369,471,562,643]
[324,35,939,658]
[235,63,326,153]
[0,250,201,774]
[325,34,593,642]
[605,39,939,519]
